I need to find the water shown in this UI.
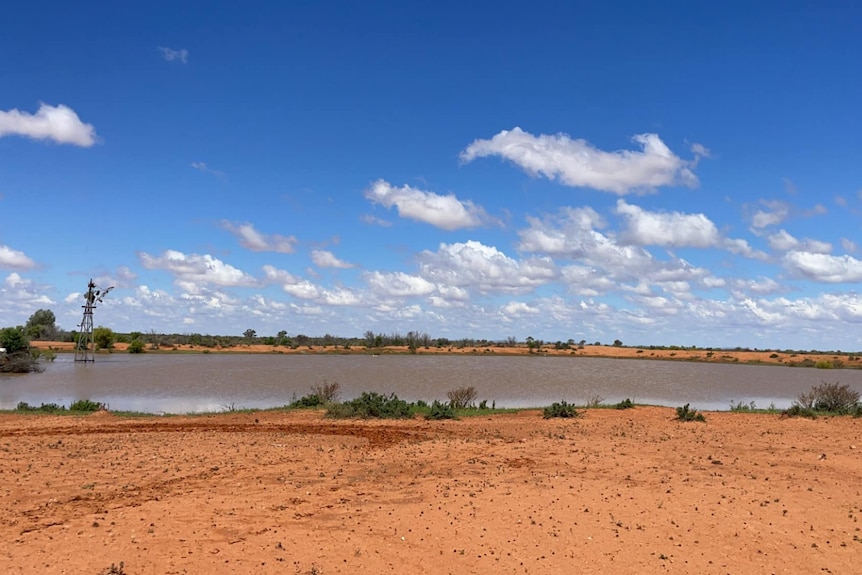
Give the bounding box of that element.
[2,353,861,413]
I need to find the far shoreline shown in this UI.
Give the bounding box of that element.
[29,340,861,369]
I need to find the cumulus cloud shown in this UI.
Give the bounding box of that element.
[501,301,540,315]
[263,264,361,305]
[364,271,436,297]
[750,200,789,229]
[0,244,36,270]
[418,240,556,295]
[311,250,356,269]
[365,180,491,230]
[139,250,257,288]
[783,251,862,283]
[0,103,96,147]
[460,127,700,194]
[723,238,769,261]
[221,221,297,253]
[158,46,189,63]
[767,230,832,254]
[615,200,720,248]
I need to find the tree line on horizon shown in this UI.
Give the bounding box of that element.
[2,308,859,357]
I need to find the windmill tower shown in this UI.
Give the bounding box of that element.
[74,279,114,363]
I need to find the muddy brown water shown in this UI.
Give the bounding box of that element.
[2,353,861,413]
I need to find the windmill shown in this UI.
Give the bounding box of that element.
[74,279,114,363]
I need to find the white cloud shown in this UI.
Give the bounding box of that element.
[615,200,720,248]
[0,244,36,270]
[750,200,789,229]
[365,180,491,230]
[501,301,540,315]
[783,251,862,283]
[222,221,297,253]
[158,46,189,63]
[460,127,699,194]
[361,214,392,227]
[841,238,857,253]
[723,238,769,261]
[191,162,225,178]
[365,271,436,297]
[311,250,356,269]
[0,103,96,147]
[730,277,782,296]
[418,240,556,295]
[767,229,831,254]
[139,250,257,288]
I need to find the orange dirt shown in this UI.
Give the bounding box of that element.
[30,340,860,368]
[1,408,860,574]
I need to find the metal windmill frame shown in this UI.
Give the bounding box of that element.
[74,279,114,363]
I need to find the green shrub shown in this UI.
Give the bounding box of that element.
[814,359,834,369]
[675,403,706,422]
[425,400,456,420]
[615,398,634,410]
[782,404,817,419]
[16,402,66,413]
[69,399,106,412]
[325,392,412,419]
[127,339,146,354]
[291,394,324,408]
[795,381,860,413]
[543,401,579,419]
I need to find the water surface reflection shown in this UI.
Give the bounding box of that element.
[2,353,860,413]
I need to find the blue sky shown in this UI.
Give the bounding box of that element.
[1,1,861,349]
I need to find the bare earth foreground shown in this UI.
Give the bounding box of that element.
[1,409,860,574]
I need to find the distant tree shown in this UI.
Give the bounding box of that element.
[25,309,57,340]
[128,339,146,353]
[130,331,143,341]
[0,326,29,354]
[243,329,257,340]
[613,339,623,347]
[364,330,376,348]
[93,326,115,350]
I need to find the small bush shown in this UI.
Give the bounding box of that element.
[729,400,757,412]
[675,403,706,422]
[425,400,456,420]
[69,399,105,412]
[782,404,817,418]
[795,381,860,413]
[447,386,478,409]
[543,401,580,419]
[814,359,834,369]
[291,394,324,408]
[615,398,634,410]
[586,394,604,408]
[310,380,341,403]
[128,339,146,354]
[325,392,412,419]
[16,402,66,413]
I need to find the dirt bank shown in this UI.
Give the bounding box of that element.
[30,340,861,369]
[1,408,860,574]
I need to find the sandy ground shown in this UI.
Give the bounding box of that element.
[30,341,861,368]
[1,408,860,574]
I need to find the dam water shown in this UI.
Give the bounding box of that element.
[3,353,861,413]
